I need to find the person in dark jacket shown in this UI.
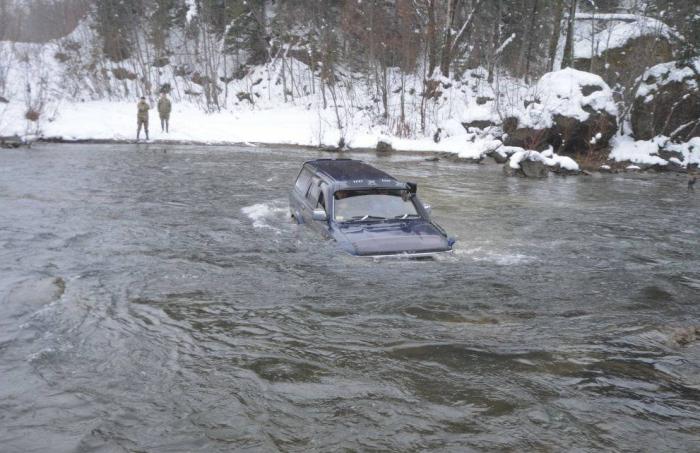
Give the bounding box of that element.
[157,92,172,133]
[137,96,150,140]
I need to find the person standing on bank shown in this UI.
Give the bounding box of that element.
[136,96,150,141]
[158,92,172,133]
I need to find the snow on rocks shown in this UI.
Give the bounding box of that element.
[503,147,581,177]
[632,57,700,142]
[536,68,618,122]
[573,15,679,60]
[572,15,678,92]
[486,145,521,164]
[609,135,700,170]
[503,68,618,154]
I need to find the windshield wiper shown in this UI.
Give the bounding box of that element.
[346,215,387,222]
[393,214,422,219]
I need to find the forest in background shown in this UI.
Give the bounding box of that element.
[0,0,698,152]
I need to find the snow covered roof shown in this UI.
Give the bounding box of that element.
[573,15,679,59]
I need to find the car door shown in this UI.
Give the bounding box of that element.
[290,167,313,222]
[304,179,331,237]
[301,176,321,223]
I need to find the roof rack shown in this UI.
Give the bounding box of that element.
[305,159,396,183]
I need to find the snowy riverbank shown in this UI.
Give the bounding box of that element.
[1,98,697,172]
[0,99,504,156]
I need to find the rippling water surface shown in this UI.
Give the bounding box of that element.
[1,143,699,452]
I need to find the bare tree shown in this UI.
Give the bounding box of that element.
[562,0,577,68]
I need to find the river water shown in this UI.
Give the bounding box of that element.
[1,143,699,452]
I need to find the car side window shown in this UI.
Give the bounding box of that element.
[317,183,328,211]
[294,168,313,195]
[306,178,321,206]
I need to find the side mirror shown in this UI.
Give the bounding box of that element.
[423,204,432,215]
[312,209,328,221]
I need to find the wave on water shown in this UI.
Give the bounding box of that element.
[455,246,535,265]
[241,202,288,232]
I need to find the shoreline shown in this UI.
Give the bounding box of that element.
[2,136,694,175]
[19,136,455,159]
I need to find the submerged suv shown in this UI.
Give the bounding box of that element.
[289,159,455,257]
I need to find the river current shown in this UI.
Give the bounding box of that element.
[1,143,699,452]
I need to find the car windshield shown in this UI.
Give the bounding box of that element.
[334,190,420,222]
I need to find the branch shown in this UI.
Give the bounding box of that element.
[449,0,482,55]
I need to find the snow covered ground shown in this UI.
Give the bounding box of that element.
[0,98,506,158]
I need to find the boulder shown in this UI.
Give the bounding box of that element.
[631,58,700,142]
[462,119,496,130]
[521,159,549,178]
[486,150,508,164]
[553,108,617,155]
[503,150,548,178]
[1,136,23,148]
[503,148,582,177]
[486,145,521,164]
[549,162,582,176]
[376,139,393,153]
[504,69,618,155]
[503,120,556,151]
[503,158,548,178]
[573,19,676,91]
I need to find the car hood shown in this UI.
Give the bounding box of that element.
[336,220,452,256]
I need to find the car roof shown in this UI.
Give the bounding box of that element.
[305,159,398,183]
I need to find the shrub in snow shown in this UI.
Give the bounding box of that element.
[632,57,700,142]
[112,67,137,81]
[376,137,393,153]
[503,68,618,155]
[25,109,40,122]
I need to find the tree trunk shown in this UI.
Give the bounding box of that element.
[427,0,438,76]
[561,0,577,69]
[487,0,501,83]
[522,0,539,83]
[439,0,459,77]
[547,0,564,71]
